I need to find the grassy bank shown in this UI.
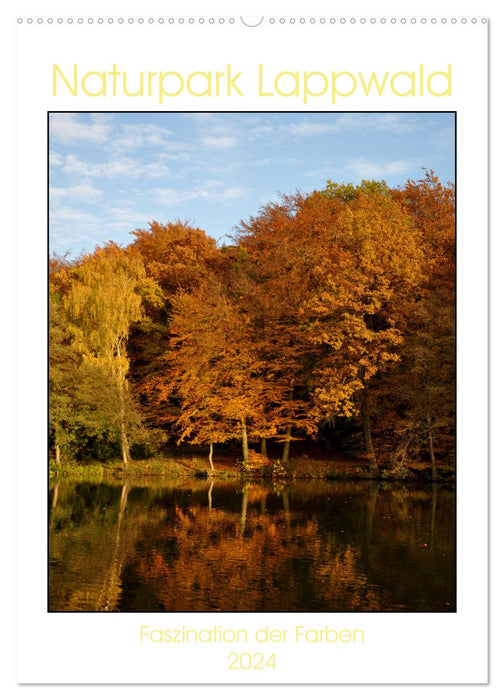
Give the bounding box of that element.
[49,455,239,480]
[50,452,455,484]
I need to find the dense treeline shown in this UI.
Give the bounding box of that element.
[49,171,454,479]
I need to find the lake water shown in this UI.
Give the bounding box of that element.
[49,477,455,612]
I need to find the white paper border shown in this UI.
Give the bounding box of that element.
[7,0,495,692]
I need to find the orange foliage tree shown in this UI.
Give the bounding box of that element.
[299,182,426,476]
[130,220,225,295]
[127,221,227,421]
[235,183,426,475]
[384,171,455,478]
[235,195,328,463]
[147,278,280,467]
[49,175,454,476]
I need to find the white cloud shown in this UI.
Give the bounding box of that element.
[49,206,101,224]
[430,123,456,153]
[202,179,224,188]
[220,187,251,200]
[50,183,103,201]
[282,113,419,138]
[283,121,340,137]
[61,154,172,179]
[155,185,250,206]
[49,207,103,251]
[50,203,170,255]
[49,113,112,144]
[344,157,414,179]
[372,114,416,133]
[186,114,243,149]
[49,151,63,167]
[201,135,237,149]
[248,125,275,139]
[106,206,161,224]
[337,113,418,133]
[113,123,184,151]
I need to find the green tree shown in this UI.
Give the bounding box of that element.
[49,283,81,464]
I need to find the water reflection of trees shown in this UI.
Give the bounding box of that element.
[131,486,382,612]
[49,481,166,611]
[49,479,455,612]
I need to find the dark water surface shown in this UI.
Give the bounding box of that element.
[49,478,455,612]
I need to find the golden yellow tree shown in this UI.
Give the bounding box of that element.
[64,243,162,464]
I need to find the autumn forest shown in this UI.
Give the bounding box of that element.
[49,170,455,483]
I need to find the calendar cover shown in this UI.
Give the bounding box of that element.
[15,1,488,685]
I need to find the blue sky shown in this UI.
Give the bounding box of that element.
[49,112,455,257]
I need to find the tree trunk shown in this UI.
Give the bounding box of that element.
[430,481,438,551]
[55,444,61,467]
[281,388,294,465]
[118,483,129,524]
[120,422,130,466]
[95,483,129,611]
[240,486,249,537]
[426,388,438,481]
[118,382,130,466]
[51,481,60,515]
[281,425,292,465]
[208,441,215,472]
[281,488,291,535]
[362,481,379,571]
[241,417,249,465]
[260,437,268,457]
[208,480,214,511]
[361,383,379,479]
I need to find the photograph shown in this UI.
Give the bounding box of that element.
[48,111,455,613]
